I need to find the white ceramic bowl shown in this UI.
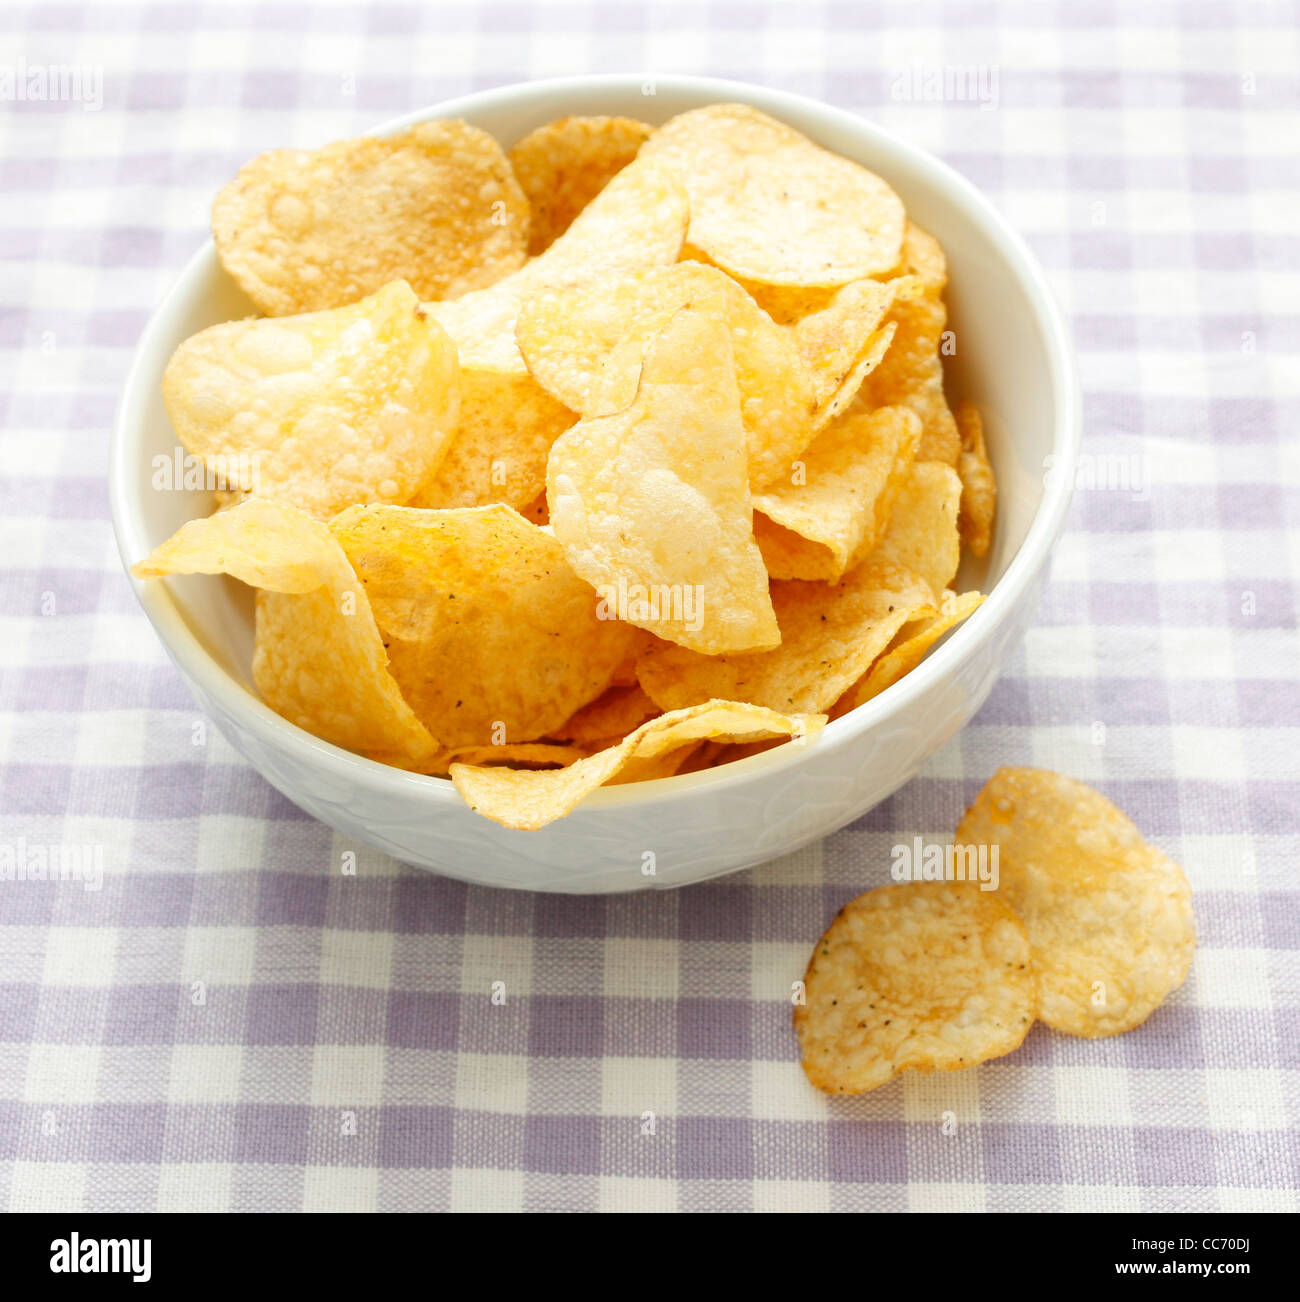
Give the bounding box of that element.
[110,74,1080,894]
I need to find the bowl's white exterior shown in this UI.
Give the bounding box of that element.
[109,74,1080,894]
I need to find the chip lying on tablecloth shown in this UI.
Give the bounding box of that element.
[134,104,996,828]
[794,769,1195,1093]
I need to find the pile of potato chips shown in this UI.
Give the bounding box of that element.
[795,769,1196,1093]
[135,104,997,829]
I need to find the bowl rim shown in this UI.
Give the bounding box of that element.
[109,72,1081,813]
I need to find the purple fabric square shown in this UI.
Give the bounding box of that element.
[826,1119,907,1184]
[377,1106,454,1169]
[678,883,753,942]
[0,878,57,927]
[2,764,73,816]
[234,1103,311,1166]
[533,893,606,940]
[387,991,459,1052]
[0,986,40,1044]
[125,73,185,112]
[133,764,204,820]
[256,872,330,928]
[675,1115,755,1181]
[677,998,752,1061]
[116,872,194,928]
[241,71,299,110]
[982,1122,1064,1184]
[102,983,180,1046]
[84,1103,168,1164]
[244,985,319,1045]
[524,1114,602,1176]
[1133,1125,1216,1186]
[528,995,604,1058]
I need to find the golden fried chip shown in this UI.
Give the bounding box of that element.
[518,491,550,526]
[865,459,962,600]
[860,295,958,464]
[330,503,642,750]
[697,737,786,768]
[451,700,825,829]
[547,684,660,747]
[841,590,984,710]
[409,368,573,511]
[956,399,996,558]
[736,225,941,326]
[443,743,591,769]
[426,155,688,375]
[642,104,904,287]
[518,262,816,487]
[790,277,917,427]
[859,228,958,464]
[212,120,529,315]
[637,560,932,714]
[508,115,653,255]
[131,498,436,766]
[795,882,1036,1094]
[954,768,1196,1038]
[606,740,704,784]
[161,281,459,520]
[754,406,922,582]
[609,656,640,687]
[881,220,947,293]
[729,280,834,327]
[547,307,778,655]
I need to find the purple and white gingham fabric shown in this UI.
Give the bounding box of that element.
[0,1,1295,1213]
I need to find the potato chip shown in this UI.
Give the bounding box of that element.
[212,120,529,315]
[519,491,550,526]
[731,225,941,326]
[606,740,704,784]
[451,700,825,829]
[161,281,459,520]
[426,154,688,375]
[753,405,922,582]
[329,503,642,750]
[841,590,984,710]
[408,368,573,511]
[517,261,816,487]
[641,103,904,287]
[699,737,786,768]
[865,459,962,600]
[795,882,1036,1094]
[609,656,640,688]
[132,498,436,766]
[547,307,779,655]
[728,280,835,327]
[670,245,837,326]
[442,743,591,769]
[882,220,947,293]
[547,684,660,747]
[637,560,932,714]
[859,225,958,464]
[790,277,917,428]
[954,768,1196,1038]
[508,115,653,255]
[956,399,996,558]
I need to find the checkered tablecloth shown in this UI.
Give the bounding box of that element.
[1,0,1296,1214]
